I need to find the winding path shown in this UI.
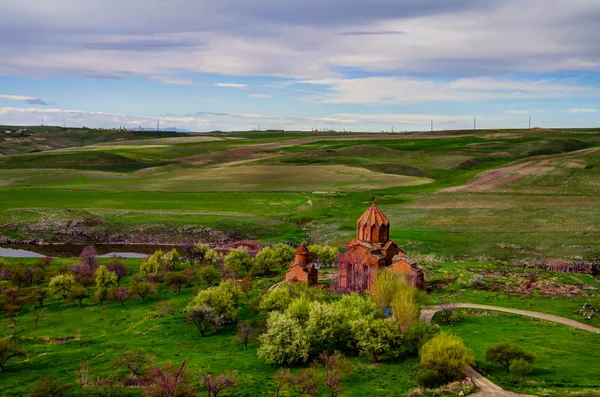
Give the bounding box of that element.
[420,303,600,397]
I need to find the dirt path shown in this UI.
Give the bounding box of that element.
[420,303,600,397]
[441,147,600,193]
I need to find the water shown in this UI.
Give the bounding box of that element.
[0,244,170,258]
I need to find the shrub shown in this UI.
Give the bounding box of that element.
[419,332,473,385]
[224,247,254,277]
[198,266,221,286]
[27,377,71,397]
[469,274,485,289]
[404,321,440,356]
[186,280,242,322]
[0,340,26,373]
[164,272,190,293]
[94,265,118,289]
[509,358,532,383]
[351,317,401,362]
[416,369,439,389]
[485,343,534,373]
[49,273,76,299]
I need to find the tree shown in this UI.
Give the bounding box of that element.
[224,247,254,277]
[198,266,221,286]
[509,358,532,383]
[79,245,97,267]
[236,321,253,350]
[106,259,128,285]
[258,311,310,365]
[141,360,196,397]
[186,280,242,323]
[130,280,155,301]
[199,371,238,397]
[287,369,319,397]
[0,340,26,373]
[49,273,76,299]
[437,299,457,325]
[185,306,219,337]
[319,351,348,397]
[252,247,279,276]
[32,287,50,308]
[371,270,402,314]
[391,284,420,333]
[351,317,400,362]
[95,266,118,289]
[259,284,293,312]
[30,306,44,329]
[419,332,474,385]
[27,377,71,397]
[113,286,129,305]
[94,287,111,313]
[114,349,154,377]
[485,343,534,373]
[140,253,164,277]
[309,245,338,267]
[271,243,296,267]
[165,272,190,293]
[68,285,88,308]
[28,377,71,397]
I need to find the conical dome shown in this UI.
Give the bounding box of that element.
[295,243,310,266]
[356,203,390,243]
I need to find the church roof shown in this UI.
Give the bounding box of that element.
[296,243,310,255]
[357,203,389,228]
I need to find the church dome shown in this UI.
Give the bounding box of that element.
[356,203,390,244]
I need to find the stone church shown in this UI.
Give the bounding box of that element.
[338,203,425,291]
[285,243,319,286]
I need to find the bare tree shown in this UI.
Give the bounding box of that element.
[236,321,253,350]
[113,349,154,377]
[318,351,348,397]
[438,299,458,325]
[199,371,238,397]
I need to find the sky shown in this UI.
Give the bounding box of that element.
[0,0,599,132]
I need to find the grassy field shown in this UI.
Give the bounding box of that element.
[0,257,419,397]
[442,311,600,396]
[1,127,599,259]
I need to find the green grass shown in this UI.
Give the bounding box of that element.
[0,258,419,397]
[443,311,600,396]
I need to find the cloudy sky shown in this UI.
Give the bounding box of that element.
[1,0,599,132]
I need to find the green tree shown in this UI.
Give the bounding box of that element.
[130,280,155,301]
[165,272,190,293]
[27,377,71,397]
[198,266,222,286]
[0,340,26,373]
[224,247,254,276]
[189,242,221,266]
[391,284,420,333]
[185,306,219,337]
[258,311,310,365]
[305,301,349,352]
[419,332,474,385]
[485,343,534,373]
[309,245,338,267]
[259,284,293,312]
[139,252,163,276]
[351,317,401,362]
[68,285,87,308]
[404,321,440,356]
[48,274,76,299]
[94,265,118,289]
[186,280,242,322]
[271,243,296,267]
[113,349,154,377]
[252,247,279,276]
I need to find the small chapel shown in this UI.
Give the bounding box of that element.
[285,243,319,286]
[338,203,425,291]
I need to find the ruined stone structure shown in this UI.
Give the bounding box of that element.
[285,243,319,286]
[338,203,425,291]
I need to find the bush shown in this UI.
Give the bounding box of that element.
[419,332,473,385]
[404,321,440,356]
[186,280,242,322]
[224,247,254,277]
[485,343,534,373]
[469,274,485,289]
[416,369,439,389]
[509,358,532,382]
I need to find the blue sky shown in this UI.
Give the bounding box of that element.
[0,0,599,132]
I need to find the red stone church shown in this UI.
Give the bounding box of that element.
[338,203,425,291]
[285,243,319,286]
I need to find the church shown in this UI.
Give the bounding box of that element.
[338,203,425,291]
[285,243,319,286]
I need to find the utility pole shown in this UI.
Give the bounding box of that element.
[529,116,531,129]
[431,120,433,132]
[391,126,394,133]
[474,117,477,130]
[41,116,44,127]
[157,119,159,132]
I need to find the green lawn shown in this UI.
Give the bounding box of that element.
[443,311,600,396]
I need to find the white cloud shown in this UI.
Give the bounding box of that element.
[0,94,37,101]
[249,94,272,98]
[148,75,193,85]
[568,108,597,113]
[300,76,596,104]
[214,83,248,88]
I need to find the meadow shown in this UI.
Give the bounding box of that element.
[1,126,599,261]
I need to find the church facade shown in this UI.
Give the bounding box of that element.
[338,203,425,291]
